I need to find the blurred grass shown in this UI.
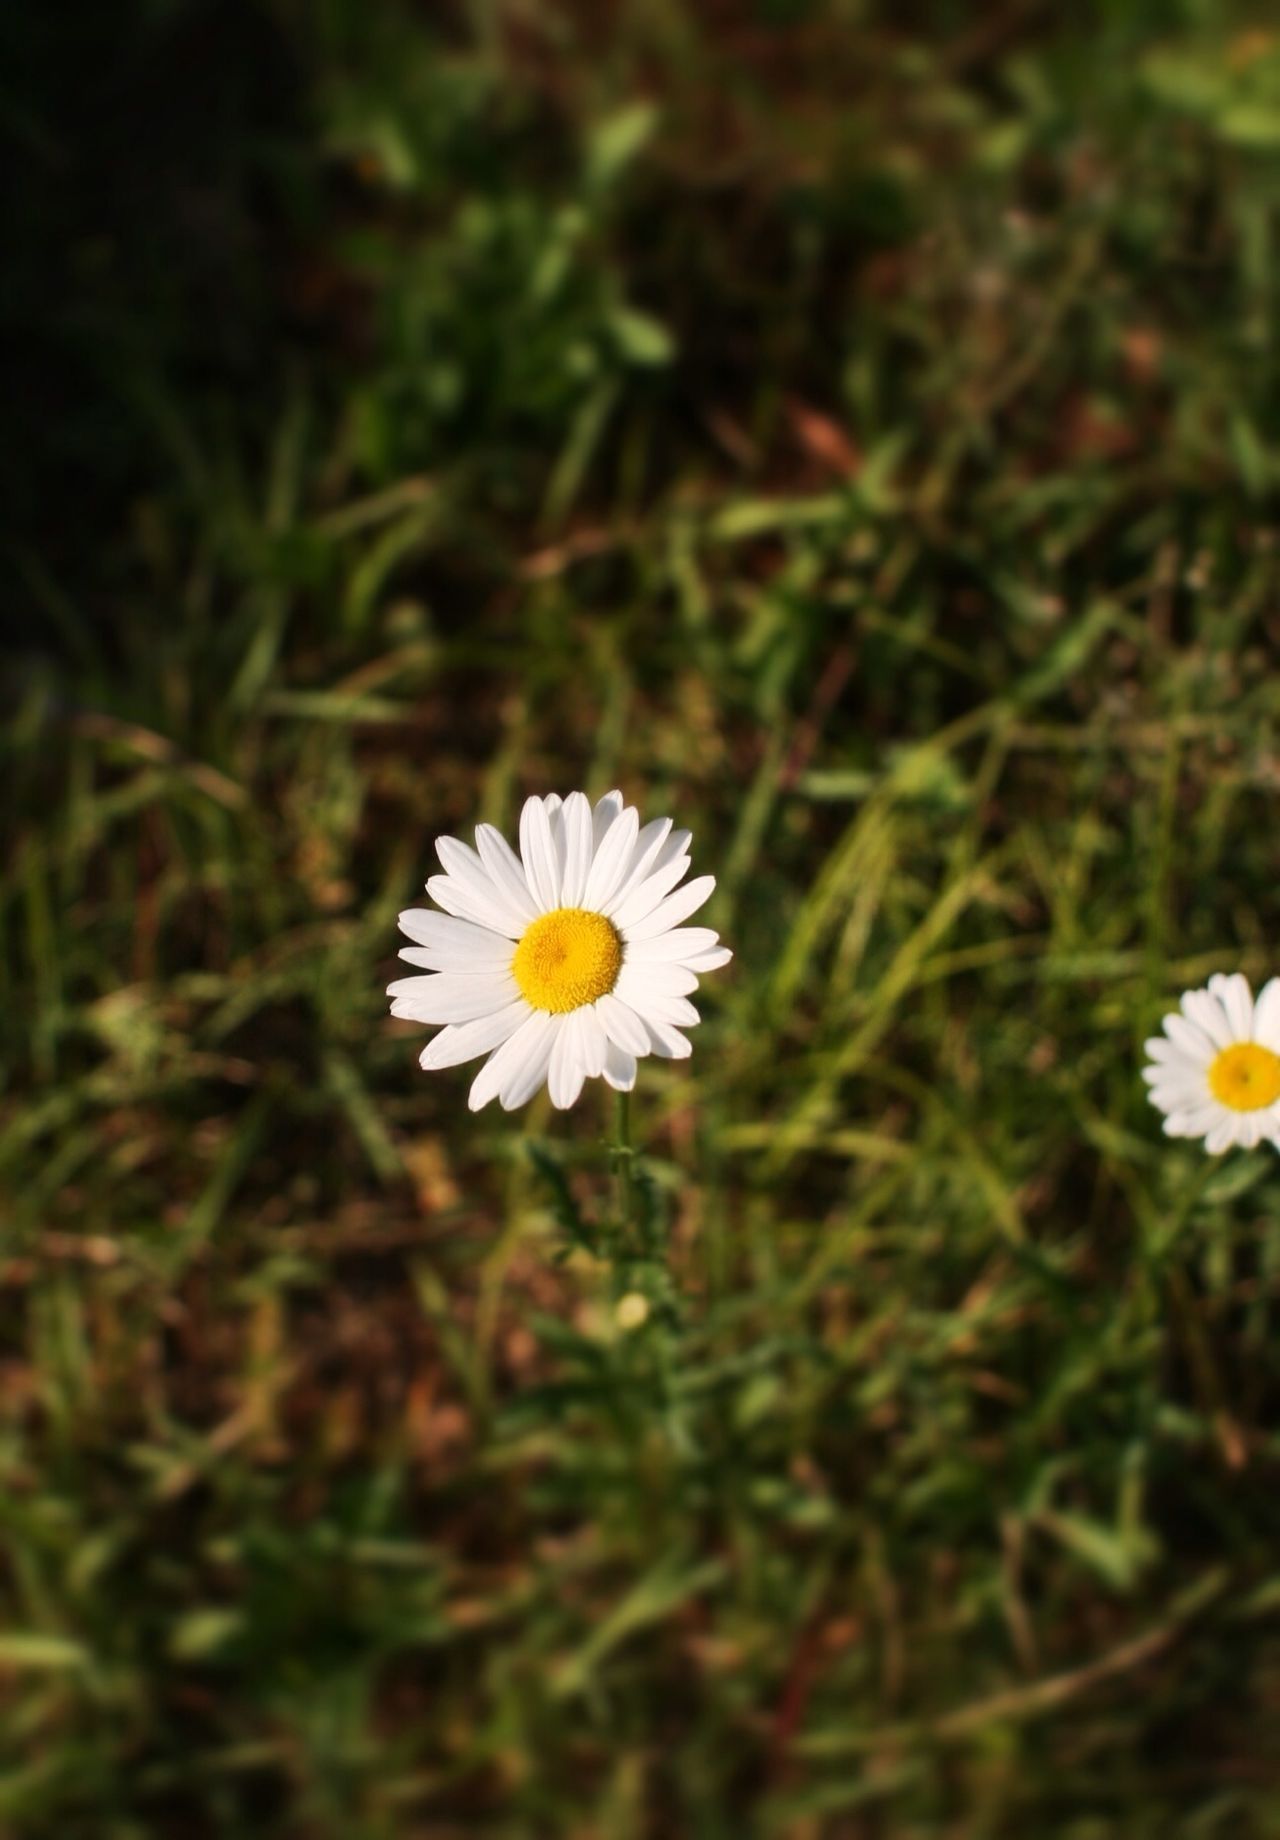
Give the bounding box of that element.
[4,0,1280,1833]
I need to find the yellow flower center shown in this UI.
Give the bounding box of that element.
[1207,1042,1280,1112]
[511,907,622,1013]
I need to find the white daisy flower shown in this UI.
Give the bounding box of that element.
[388,791,732,1112]
[1143,972,1280,1153]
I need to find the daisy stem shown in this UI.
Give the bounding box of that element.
[613,1087,635,1243]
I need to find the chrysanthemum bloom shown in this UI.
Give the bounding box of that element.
[1143,972,1280,1153]
[389,791,732,1111]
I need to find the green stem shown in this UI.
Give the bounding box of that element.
[613,1086,634,1247]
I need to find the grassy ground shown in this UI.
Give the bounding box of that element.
[5,1,1280,1833]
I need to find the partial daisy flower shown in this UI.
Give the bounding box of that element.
[389,791,732,1112]
[1143,972,1280,1153]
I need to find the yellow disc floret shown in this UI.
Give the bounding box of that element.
[512,907,622,1013]
[1208,1042,1280,1112]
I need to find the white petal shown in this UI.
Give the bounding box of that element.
[1163,1014,1214,1065]
[545,795,569,889]
[426,873,522,938]
[624,926,721,963]
[468,1010,557,1112]
[397,920,518,978]
[652,965,699,997]
[644,1019,693,1060]
[1181,989,1234,1051]
[602,1040,637,1091]
[1146,1067,1209,1096]
[583,806,640,911]
[651,827,693,873]
[399,909,512,953]
[1145,1068,1208,1097]
[616,961,699,999]
[576,1003,608,1079]
[419,1002,529,1069]
[434,834,479,878]
[389,971,519,1023]
[1142,1055,1203,1087]
[1237,1113,1265,1150]
[595,993,651,1057]
[610,851,692,932]
[500,1018,558,1110]
[433,835,526,932]
[592,791,625,849]
[675,945,733,973]
[558,792,594,907]
[1254,978,1280,1049]
[1205,1116,1239,1154]
[1165,1109,1219,1139]
[519,796,562,912]
[398,944,513,974]
[1147,1081,1210,1111]
[474,824,539,926]
[1143,1037,1183,1064]
[633,991,699,1027]
[601,818,673,915]
[1209,973,1253,1041]
[548,1014,588,1110]
[1164,1102,1218,1138]
[622,876,717,943]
